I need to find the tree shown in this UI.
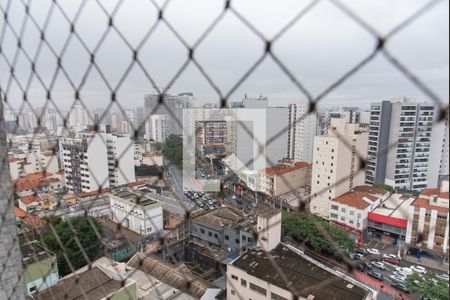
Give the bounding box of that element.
[41,216,104,276]
[405,271,449,300]
[162,135,183,167]
[282,212,354,256]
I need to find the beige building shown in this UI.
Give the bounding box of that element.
[310,118,368,219]
[9,149,59,181]
[258,160,311,197]
[406,177,449,254]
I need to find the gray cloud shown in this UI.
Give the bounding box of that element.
[0,0,448,112]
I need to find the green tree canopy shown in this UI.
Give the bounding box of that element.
[162,135,183,167]
[282,212,354,256]
[405,271,449,300]
[42,216,104,276]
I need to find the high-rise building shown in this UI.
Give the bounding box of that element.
[310,118,368,219]
[105,133,136,187]
[145,114,170,143]
[60,132,136,194]
[365,99,444,191]
[68,103,90,127]
[60,133,110,195]
[144,92,194,136]
[287,104,317,163]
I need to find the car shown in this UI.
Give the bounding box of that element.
[384,257,401,265]
[231,195,237,200]
[357,264,365,272]
[367,271,384,281]
[411,265,427,274]
[356,249,366,255]
[383,254,401,260]
[396,267,413,276]
[437,273,449,281]
[372,262,387,270]
[252,203,258,207]
[390,275,406,284]
[391,283,410,294]
[362,262,373,270]
[355,253,364,260]
[366,248,380,255]
[236,199,243,205]
[394,271,409,278]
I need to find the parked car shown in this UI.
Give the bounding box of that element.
[357,264,366,271]
[390,275,406,284]
[384,257,401,265]
[372,262,387,270]
[411,265,427,274]
[355,253,364,260]
[391,283,410,294]
[356,249,366,256]
[367,248,380,255]
[346,252,356,259]
[437,273,449,281]
[236,199,243,205]
[231,195,237,200]
[362,262,373,270]
[396,267,413,276]
[383,254,401,260]
[368,271,384,281]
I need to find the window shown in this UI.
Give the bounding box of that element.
[214,233,218,239]
[341,217,345,221]
[200,228,205,234]
[349,211,354,216]
[330,213,338,219]
[231,274,238,280]
[331,205,339,210]
[271,292,289,300]
[208,231,212,237]
[241,279,247,287]
[235,239,240,244]
[341,208,346,213]
[242,236,247,241]
[231,289,236,295]
[225,235,229,240]
[249,283,267,295]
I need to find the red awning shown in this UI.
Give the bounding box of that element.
[368,212,407,229]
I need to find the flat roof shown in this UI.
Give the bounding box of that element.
[112,189,159,207]
[33,267,128,300]
[193,207,247,228]
[20,242,55,267]
[231,244,369,300]
[371,193,415,219]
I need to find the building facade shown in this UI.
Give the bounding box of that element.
[366,99,444,191]
[310,118,368,219]
[145,114,170,143]
[287,104,317,163]
[105,134,136,187]
[405,178,449,254]
[110,189,164,236]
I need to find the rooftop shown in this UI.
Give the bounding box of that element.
[32,267,130,300]
[332,191,378,210]
[193,207,248,228]
[370,193,415,220]
[411,197,449,213]
[20,241,55,267]
[263,161,310,176]
[231,244,369,300]
[351,185,388,196]
[111,189,159,207]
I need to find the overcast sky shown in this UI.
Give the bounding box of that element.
[0,0,448,112]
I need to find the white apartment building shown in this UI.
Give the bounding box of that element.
[105,134,136,187]
[110,189,163,236]
[8,149,59,181]
[287,103,317,163]
[366,99,444,191]
[329,186,390,243]
[60,134,110,195]
[406,177,449,253]
[145,114,170,143]
[68,103,90,127]
[310,118,368,219]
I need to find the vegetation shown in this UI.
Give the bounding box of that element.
[375,183,394,193]
[282,212,354,256]
[42,216,104,276]
[162,135,183,167]
[405,272,449,300]
[152,142,164,152]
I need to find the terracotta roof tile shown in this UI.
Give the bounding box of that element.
[352,185,387,195]
[332,191,378,210]
[412,197,448,213]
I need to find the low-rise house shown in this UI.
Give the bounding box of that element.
[20,241,59,295]
[258,160,311,197]
[329,185,389,243]
[110,188,164,237]
[190,207,256,254]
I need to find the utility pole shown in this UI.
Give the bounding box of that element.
[0,97,25,299]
